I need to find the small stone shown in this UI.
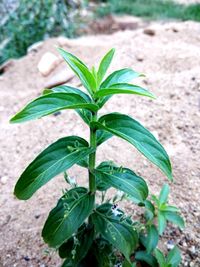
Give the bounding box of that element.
[27,41,43,53]
[37,52,59,76]
[53,111,61,117]
[143,28,156,36]
[57,36,73,47]
[136,54,144,62]
[44,69,74,88]
[23,256,30,261]
[34,214,40,219]
[1,176,8,184]
[167,240,175,250]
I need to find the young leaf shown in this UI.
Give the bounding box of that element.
[97,48,115,85]
[98,69,143,107]
[164,211,185,229]
[42,187,94,247]
[95,162,148,203]
[14,136,94,200]
[93,113,172,180]
[100,68,142,88]
[158,211,167,235]
[43,85,92,124]
[159,184,169,205]
[57,48,96,94]
[10,92,98,123]
[145,225,159,253]
[95,83,155,99]
[154,249,166,266]
[135,251,158,267]
[167,246,181,266]
[91,203,138,263]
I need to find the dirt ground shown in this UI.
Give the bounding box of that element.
[0,19,200,267]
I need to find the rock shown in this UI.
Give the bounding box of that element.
[136,54,144,62]
[23,256,30,261]
[0,59,14,74]
[57,36,73,47]
[27,41,43,53]
[44,69,74,88]
[143,28,156,36]
[37,52,59,76]
[167,240,175,250]
[0,176,8,184]
[112,15,142,31]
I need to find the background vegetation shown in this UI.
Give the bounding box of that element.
[0,0,200,65]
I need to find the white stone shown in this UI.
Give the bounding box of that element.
[44,69,74,88]
[37,52,59,76]
[1,176,8,184]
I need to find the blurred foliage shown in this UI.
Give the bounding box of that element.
[97,0,200,21]
[0,0,83,65]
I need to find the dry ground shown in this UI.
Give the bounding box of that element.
[0,19,200,266]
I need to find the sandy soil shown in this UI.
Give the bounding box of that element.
[0,19,200,266]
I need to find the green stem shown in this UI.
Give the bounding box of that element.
[89,112,97,194]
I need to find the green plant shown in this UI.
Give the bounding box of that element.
[0,0,79,65]
[10,48,184,266]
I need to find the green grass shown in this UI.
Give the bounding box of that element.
[97,0,200,21]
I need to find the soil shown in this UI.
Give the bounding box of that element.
[0,19,200,266]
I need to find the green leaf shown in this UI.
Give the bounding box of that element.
[167,246,181,266]
[160,205,180,213]
[158,211,167,235]
[10,92,98,123]
[100,68,142,88]
[135,251,158,266]
[97,48,115,85]
[59,224,94,264]
[94,113,172,180]
[57,48,96,94]
[154,249,166,266]
[42,187,94,247]
[95,162,148,203]
[98,69,143,107]
[95,83,155,99]
[164,211,185,229]
[145,225,159,253]
[144,200,155,221]
[14,136,94,199]
[43,85,92,124]
[159,184,169,205]
[91,203,138,263]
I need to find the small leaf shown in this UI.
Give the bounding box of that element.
[94,113,172,180]
[167,246,181,266]
[159,184,169,205]
[10,92,98,123]
[95,83,155,99]
[57,48,96,94]
[91,203,138,263]
[135,251,158,267]
[97,48,115,85]
[154,249,166,266]
[99,69,143,107]
[14,136,94,199]
[145,225,159,253]
[100,68,142,88]
[144,200,155,221]
[164,211,185,229]
[158,211,167,235]
[43,85,92,124]
[42,187,94,247]
[160,205,180,213]
[95,162,148,203]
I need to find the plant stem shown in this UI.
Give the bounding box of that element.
[89,112,97,194]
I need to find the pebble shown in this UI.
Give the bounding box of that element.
[0,176,8,184]
[143,28,156,36]
[23,256,30,261]
[37,52,59,76]
[167,240,175,250]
